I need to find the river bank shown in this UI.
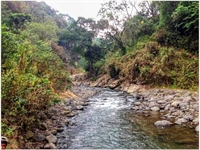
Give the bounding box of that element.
[72,74,199,133]
[23,86,99,149]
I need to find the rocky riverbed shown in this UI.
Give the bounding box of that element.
[24,73,198,149]
[72,74,199,134]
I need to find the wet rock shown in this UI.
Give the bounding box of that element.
[26,130,34,139]
[154,120,172,127]
[33,134,46,142]
[151,106,160,111]
[174,118,188,125]
[46,134,57,144]
[75,105,84,110]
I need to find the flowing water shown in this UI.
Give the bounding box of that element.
[56,87,199,149]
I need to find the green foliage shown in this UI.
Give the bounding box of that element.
[25,21,59,41]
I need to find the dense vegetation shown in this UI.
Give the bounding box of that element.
[1,1,72,147]
[1,1,198,148]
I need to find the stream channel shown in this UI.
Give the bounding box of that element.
[56,87,199,149]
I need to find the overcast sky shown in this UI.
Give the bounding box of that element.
[44,1,107,20]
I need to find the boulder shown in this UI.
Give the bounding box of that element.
[154,120,173,127]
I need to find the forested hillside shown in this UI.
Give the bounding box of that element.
[1,1,199,148]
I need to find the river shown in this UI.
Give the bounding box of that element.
[56,87,198,149]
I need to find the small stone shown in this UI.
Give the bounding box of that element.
[50,130,57,135]
[192,104,199,112]
[49,143,57,149]
[164,104,170,111]
[183,115,193,121]
[134,102,141,106]
[192,117,199,125]
[175,118,188,125]
[33,134,46,141]
[26,131,34,139]
[151,106,160,111]
[46,134,57,144]
[41,122,48,129]
[44,143,50,149]
[149,102,157,107]
[154,120,172,127]
[38,111,47,120]
[66,112,76,117]
[25,142,34,149]
[61,110,71,115]
[171,101,181,107]
[75,105,84,110]
[164,95,174,101]
[183,96,193,103]
[157,100,166,104]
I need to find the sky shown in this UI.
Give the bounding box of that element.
[44,0,107,20]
